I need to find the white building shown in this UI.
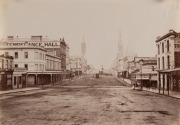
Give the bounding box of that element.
[0,36,63,87]
[156,30,180,92]
[70,56,83,76]
[66,44,70,71]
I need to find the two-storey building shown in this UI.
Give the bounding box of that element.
[0,36,62,87]
[70,56,83,76]
[156,30,180,92]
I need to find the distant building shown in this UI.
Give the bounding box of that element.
[60,38,67,70]
[70,56,83,76]
[129,57,157,88]
[66,44,70,71]
[156,30,180,92]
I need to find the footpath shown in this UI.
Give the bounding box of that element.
[116,77,180,99]
[0,87,40,95]
[0,76,83,95]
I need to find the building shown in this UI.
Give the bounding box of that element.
[128,57,157,88]
[0,36,63,87]
[0,54,14,90]
[156,30,180,92]
[66,44,70,71]
[60,38,67,70]
[70,56,82,76]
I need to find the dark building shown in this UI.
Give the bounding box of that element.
[0,54,14,90]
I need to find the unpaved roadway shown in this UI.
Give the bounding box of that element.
[0,75,180,125]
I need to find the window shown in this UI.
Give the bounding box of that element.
[162,56,164,69]
[167,55,170,69]
[5,52,8,55]
[40,53,42,60]
[24,64,28,70]
[51,61,53,69]
[2,60,4,69]
[162,42,164,53]
[158,45,160,54]
[6,60,8,69]
[35,64,38,70]
[35,52,38,59]
[14,64,18,68]
[167,40,169,52]
[158,58,160,70]
[175,52,180,68]
[24,52,28,59]
[46,61,48,69]
[0,60,2,69]
[14,76,16,85]
[17,76,21,84]
[15,52,18,59]
[9,61,13,69]
[152,66,154,71]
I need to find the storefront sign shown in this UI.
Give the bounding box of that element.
[5,41,60,48]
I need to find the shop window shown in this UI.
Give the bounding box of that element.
[175,52,180,68]
[14,76,16,85]
[0,60,2,69]
[17,76,21,84]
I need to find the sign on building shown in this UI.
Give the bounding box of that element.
[3,41,60,48]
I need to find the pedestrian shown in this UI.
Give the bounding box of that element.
[70,73,72,80]
[132,81,136,90]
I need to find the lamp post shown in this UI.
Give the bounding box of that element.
[41,68,44,90]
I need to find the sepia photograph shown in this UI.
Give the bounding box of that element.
[0,0,180,125]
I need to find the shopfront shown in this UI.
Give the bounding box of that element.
[172,70,180,92]
[0,70,13,90]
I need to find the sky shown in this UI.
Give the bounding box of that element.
[0,0,180,69]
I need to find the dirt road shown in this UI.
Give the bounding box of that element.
[0,75,180,125]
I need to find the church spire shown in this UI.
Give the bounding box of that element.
[118,30,123,60]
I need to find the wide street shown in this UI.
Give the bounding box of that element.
[0,75,180,125]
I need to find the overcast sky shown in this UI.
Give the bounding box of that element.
[0,0,180,69]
